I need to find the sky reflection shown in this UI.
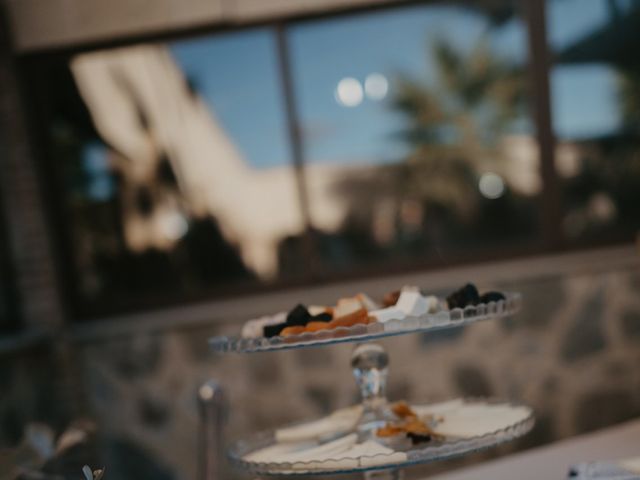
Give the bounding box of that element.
[168,1,628,169]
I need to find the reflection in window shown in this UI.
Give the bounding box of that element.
[289,2,539,271]
[46,30,303,314]
[548,0,640,242]
[40,1,637,316]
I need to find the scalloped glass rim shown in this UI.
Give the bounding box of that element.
[228,399,534,476]
[209,292,521,354]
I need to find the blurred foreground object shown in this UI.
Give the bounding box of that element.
[1,421,96,479]
[197,380,226,480]
[82,465,105,480]
[1,418,173,479]
[0,424,55,479]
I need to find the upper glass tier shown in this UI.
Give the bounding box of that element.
[209,292,521,354]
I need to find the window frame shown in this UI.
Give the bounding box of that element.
[0,190,21,332]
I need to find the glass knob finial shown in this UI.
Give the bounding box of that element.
[351,343,389,408]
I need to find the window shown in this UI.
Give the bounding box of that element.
[547,0,640,243]
[26,0,640,319]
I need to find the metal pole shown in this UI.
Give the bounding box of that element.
[197,380,226,480]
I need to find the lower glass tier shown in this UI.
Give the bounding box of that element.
[227,398,534,477]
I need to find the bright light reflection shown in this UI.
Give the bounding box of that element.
[365,73,388,100]
[161,212,189,240]
[335,77,363,107]
[199,384,214,401]
[479,173,505,199]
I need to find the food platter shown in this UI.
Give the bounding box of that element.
[209,292,521,353]
[228,399,534,476]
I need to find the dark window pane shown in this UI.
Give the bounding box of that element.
[548,0,640,243]
[39,29,305,317]
[289,2,539,272]
[0,156,19,333]
[0,243,17,333]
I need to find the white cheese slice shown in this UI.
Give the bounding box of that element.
[244,440,318,463]
[356,293,380,311]
[432,403,531,438]
[241,312,286,338]
[335,298,363,318]
[247,433,358,466]
[308,305,329,316]
[369,307,405,323]
[425,295,440,312]
[395,291,439,316]
[353,441,408,467]
[412,398,465,419]
[275,405,362,443]
[400,285,421,293]
[291,439,406,471]
[280,433,358,463]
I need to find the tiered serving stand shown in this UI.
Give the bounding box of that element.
[209,291,533,479]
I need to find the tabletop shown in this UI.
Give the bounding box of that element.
[430,418,640,480]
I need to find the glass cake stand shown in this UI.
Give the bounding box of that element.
[209,292,532,479]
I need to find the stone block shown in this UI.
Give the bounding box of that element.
[560,288,606,362]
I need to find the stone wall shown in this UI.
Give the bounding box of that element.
[4,256,632,479]
[1,249,640,479]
